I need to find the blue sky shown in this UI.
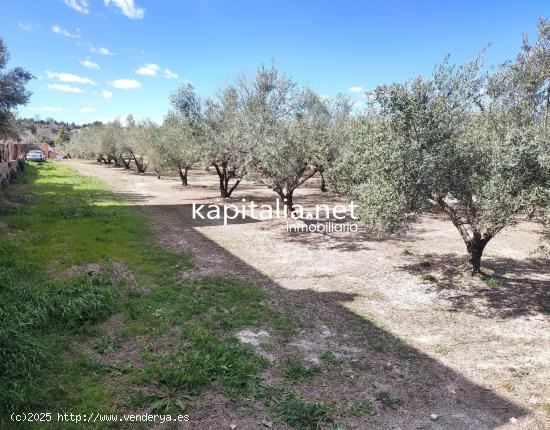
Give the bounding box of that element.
[1,0,549,124]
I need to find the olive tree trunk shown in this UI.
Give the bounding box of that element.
[213,162,240,197]
[119,155,131,169]
[466,233,491,274]
[275,189,295,215]
[268,169,318,216]
[177,166,189,186]
[320,172,328,193]
[436,197,493,274]
[132,154,148,173]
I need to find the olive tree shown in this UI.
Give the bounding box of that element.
[0,39,33,143]
[132,119,158,173]
[203,86,249,197]
[68,125,99,159]
[171,84,246,197]
[330,21,549,274]
[244,64,350,213]
[68,121,123,165]
[154,112,200,185]
[115,115,136,169]
[68,121,117,163]
[98,121,122,164]
[118,116,157,173]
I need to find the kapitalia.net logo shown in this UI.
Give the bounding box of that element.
[192,199,359,233]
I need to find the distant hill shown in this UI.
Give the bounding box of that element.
[15,118,100,146]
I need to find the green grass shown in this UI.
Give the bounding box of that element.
[280,356,321,381]
[0,163,156,422]
[133,278,278,400]
[320,350,343,366]
[261,386,331,429]
[434,344,448,355]
[482,276,500,287]
[534,402,550,414]
[92,336,123,354]
[1,162,364,429]
[419,274,437,282]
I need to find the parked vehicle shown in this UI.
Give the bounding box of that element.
[26,149,46,162]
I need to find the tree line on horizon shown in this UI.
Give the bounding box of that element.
[64,19,549,273]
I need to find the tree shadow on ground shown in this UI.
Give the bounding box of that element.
[134,202,529,429]
[400,252,550,318]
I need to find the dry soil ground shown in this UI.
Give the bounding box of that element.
[67,160,549,430]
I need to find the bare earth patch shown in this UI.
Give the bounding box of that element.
[67,160,550,429]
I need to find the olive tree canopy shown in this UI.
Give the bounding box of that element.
[170,84,247,197]
[154,111,200,185]
[330,20,550,273]
[244,64,351,212]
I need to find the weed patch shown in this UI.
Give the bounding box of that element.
[483,276,500,287]
[262,385,331,429]
[375,390,402,409]
[320,350,343,366]
[434,344,448,355]
[280,357,321,381]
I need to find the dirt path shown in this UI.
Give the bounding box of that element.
[67,160,549,429]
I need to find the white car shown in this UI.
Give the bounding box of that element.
[26,149,46,162]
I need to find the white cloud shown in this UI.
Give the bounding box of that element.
[80,106,95,113]
[109,79,141,89]
[349,86,364,94]
[41,106,66,112]
[163,68,178,79]
[51,25,81,38]
[80,59,100,70]
[104,0,145,19]
[46,70,97,85]
[91,46,117,56]
[18,22,34,31]
[63,0,89,14]
[101,90,113,99]
[135,63,159,76]
[47,83,85,93]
